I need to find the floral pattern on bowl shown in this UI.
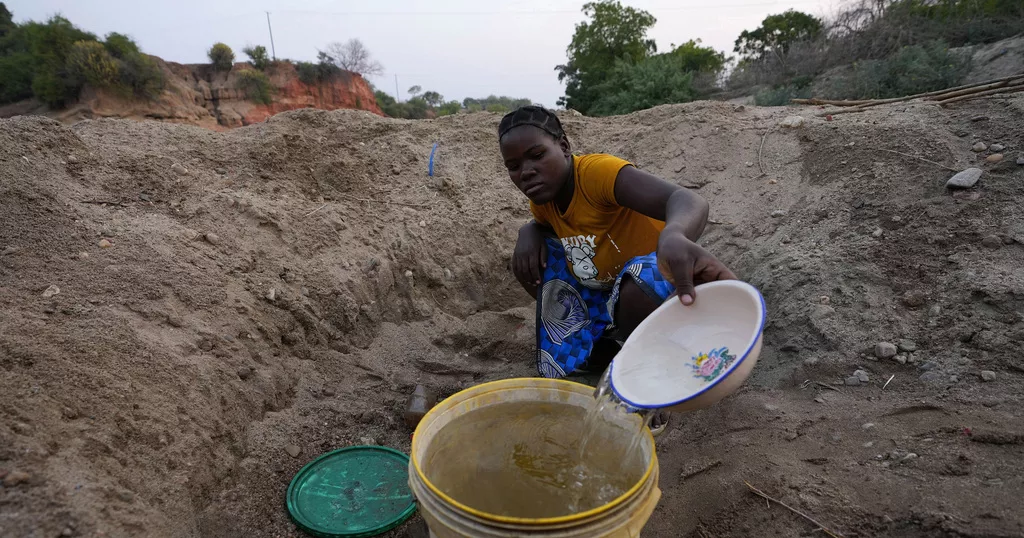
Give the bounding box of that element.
[691,347,738,382]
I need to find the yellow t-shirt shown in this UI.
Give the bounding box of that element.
[530,154,664,290]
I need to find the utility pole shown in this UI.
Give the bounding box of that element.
[394,74,400,102]
[266,11,277,60]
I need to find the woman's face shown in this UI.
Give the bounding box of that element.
[499,126,571,204]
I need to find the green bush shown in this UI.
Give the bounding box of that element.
[0,51,34,102]
[66,40,119,88]
[103,32,140,59]
[31,68,76,106]
[119,52,164,99]
[208,42,234,70]
[295,61,320,85]
[818,41,970,100]
[437,100,461,116]
[242,45,269,70]
[589,54,697,116]
[236,68,273,104]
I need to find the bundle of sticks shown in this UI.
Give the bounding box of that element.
[792,72,1024,116]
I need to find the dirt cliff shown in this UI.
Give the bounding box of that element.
[0,58,383,130]
[0,97,1022,538]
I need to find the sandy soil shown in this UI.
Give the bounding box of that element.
[1,97,1022,538]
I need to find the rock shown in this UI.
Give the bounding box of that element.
[981,235,1002,249]
[265,288,277,301]
[854,369,870,383]
[118,491,135,503]
[872,227,884,238]
[875,342,897,359]
[216,168,227,175]
[780,116,806,128]
[237,367,253,380]
[444,268,453,280]
[862,423,875,430]
[1017,155,1024,166]
[404,270,414,278]
[928,305,942,317]
[946,168,982,189]
[323,387,336,397]
[203,232,220,245]
[78,251,89,260]
[803,357,819,366]
[971,142,987,152]
[919,360,939,371]
[98,239,113,248]
[970,115,988,122]
[897,340,917,353]
[419,220,427,228]
[61,527,73,537]
[166,314,184,328]
[981,370,996,382]
[771,210,788,218]
[814,397,825,404]
[359,436,376,445]
[1,246,18,256]
[197,338,215,352]
[844,376,861,386]
[919,371,945,384]
[985,153,1004,163]
[67,155,79,164]
[949,375,959,383]
[3,470,31,487]
[989,143,1005,152]
[901,290,927,308]
[62,407,79,419]
[41,285,60,298]
[285,445,301,458]
[171,163,188,175]
[901,453,919,463]
[895,355,907,365]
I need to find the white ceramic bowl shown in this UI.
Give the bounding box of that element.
[609,280,766,412]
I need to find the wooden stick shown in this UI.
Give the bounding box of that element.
[873,148,959,172]
[303,203,327,218]
[80,200,126,207]
[796,72,1024,109]
[815,381,842,392]
[745,481,846,538]
[758,125,775,175]
[936,83,1024,106]
[681,460,722,481]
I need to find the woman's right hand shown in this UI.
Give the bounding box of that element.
[512,221,548,291]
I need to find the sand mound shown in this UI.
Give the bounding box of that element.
[1,98,1022,537]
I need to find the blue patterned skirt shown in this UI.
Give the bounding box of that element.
[536,238,676,378]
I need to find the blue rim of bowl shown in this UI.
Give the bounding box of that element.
[609,280,767,410]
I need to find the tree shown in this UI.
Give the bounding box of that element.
[242,45,269,70]
[208,42,235,70]
[734,10,823,61]
[589,54,698,116]
[421,90,442,107]
[407,85,421,97]
[437,100,461,116]
[669,39,728,73]
[555,1,657,114]
[322,39,383,76]
[0,2,15,38]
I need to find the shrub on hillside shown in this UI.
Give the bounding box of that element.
[119,52,164,99]
[66,40,120,88]
[242,45,269,70]
[589,54,698,116]
[0,52,35,103]
[208,43,234,71]
[236,68,274,105]
[754,83,812,106]
[817,41,970,100]
[103,32,140,59]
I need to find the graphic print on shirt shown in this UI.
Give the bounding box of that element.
[561,234,599,285]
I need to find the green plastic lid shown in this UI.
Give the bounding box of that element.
[286,446,416,538]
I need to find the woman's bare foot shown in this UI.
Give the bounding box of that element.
[649,410,671,437]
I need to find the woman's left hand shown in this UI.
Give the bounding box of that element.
[657,227,736,305]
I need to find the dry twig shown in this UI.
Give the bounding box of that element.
[303,203,328,218]
[758,125,776,175]
[872,148,959,172]
[681,460,722,481]
[80,200,126,207]
[815,381,842,392]
[745,481,845,538]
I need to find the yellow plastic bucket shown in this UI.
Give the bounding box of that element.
[409,378,661,537]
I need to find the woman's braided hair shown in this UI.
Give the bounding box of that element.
[497,105,567,142]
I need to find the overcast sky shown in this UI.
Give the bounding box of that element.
[9,0,845,106]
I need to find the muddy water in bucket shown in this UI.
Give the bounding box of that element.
[423,374,649,519]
